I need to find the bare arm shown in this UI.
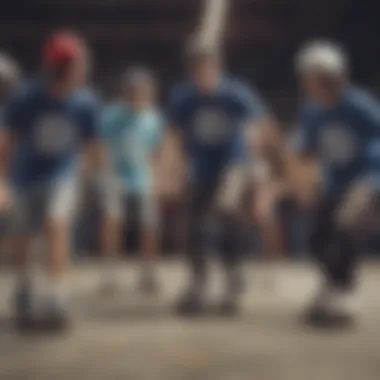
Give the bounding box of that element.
[249,116,319,207]
[158,127,186,200]
[0,129,15,179]
[80,138,109,183]
[279,142,319,207]
[0,129,16,210]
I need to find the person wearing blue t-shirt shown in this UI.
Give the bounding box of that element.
[0,53,20,236]
[0,32,102,330]
[166,40,275,315]
[99,67,164,293]
[290,41,380,326]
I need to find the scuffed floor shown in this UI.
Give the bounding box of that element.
[0,261,379,380]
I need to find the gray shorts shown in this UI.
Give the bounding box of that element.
[99,178,158,228]
[10,177,79,235]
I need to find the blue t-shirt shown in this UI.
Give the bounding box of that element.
[100,104,164,194]
[168,78,267,183]
[3,81,99,189]
[294,87,380,194]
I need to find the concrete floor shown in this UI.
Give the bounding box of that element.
[0,261,380,380]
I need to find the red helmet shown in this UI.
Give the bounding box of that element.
[42,32,85,70]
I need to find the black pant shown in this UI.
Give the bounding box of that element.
[310,194,360,290]
[186,180,243,285]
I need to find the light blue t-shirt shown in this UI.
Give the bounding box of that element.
[101,104,164,194]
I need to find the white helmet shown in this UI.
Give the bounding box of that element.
[296,41,348,78]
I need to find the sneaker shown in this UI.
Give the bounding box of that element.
[304,285,356,328]
[308,284,332,314]
[323,289,357,325]
[176,287,207,316]
[39,296,71,332]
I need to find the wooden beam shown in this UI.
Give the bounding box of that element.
[33,0,199,8]
[0,22,283,43]
[33,0,289,8]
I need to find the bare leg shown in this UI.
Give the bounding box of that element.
[45,219,70,279]
[100,216,123,288]
[138,224,160,293]
[10,234,35,325]
[254,183,286,290]
[137,193,161,293]
[259,218,285,261]
[41,175,77,327]
[99,179,125,288]
[12,235,33,283]
[101,216,123,260]
[44,219,70,312]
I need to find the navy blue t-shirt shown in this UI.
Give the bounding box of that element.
[168,78,267,183]
[294,87,380,194]
[3,81,99,189]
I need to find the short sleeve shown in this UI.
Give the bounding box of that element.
[167,85,189,128]
[354,93,380,176]
[2,93,27,134]
[234,83,268,120]
[364,124,380,177]
[77,96,100,142]
[359,138,380,190]
[356,95,380,131]
[366,140,380,167]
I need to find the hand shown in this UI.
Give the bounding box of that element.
[254,186,276,223]
[293,181,318,210]
[290,163,319,210]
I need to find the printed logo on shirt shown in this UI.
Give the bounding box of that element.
[34,114,76,155]
[319,124,357,165]
[193,108,230,144]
